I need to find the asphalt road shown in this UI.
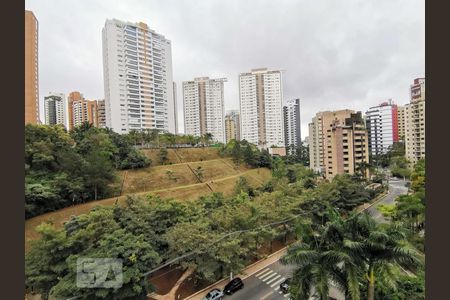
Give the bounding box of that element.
[223,259,343,300]
[365,178,409,222]
[220,179,409,300]
[224,260,294,300]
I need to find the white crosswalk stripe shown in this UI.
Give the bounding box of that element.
[258,270,274,280]
[266,274,281,285]
[254,268,271,278]
[271,277,286,288]
[262,272,278,282]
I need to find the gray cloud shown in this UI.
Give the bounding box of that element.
[26,0,424,136]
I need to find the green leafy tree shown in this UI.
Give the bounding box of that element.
[234,176,254,196]
[52,229,161,300]
[272,157,287,179]
[25,224,70,300]
[257,149,273,168]
[231,140,243,166]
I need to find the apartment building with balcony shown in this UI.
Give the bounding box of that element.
[44,92,66,127]
[239,68,284,148]
[97,100,107,128]
[309,110,369,179]
[225,110,240,143]
[397,105,406,141]
[25,10,40,124]
[365,100,399,156]
[102,19,176,134]
[283,98,301,154]
[68,91,99,130]
[405,78,426,164]
[183,77,226,143]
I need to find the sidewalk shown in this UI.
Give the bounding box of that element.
[184,246,288,300]
[148,268,195,300]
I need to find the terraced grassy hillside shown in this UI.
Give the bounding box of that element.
[25,148,272,251]
[140,147,222,166]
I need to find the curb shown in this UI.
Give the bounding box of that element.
[355,188,389,214]
[183,246,289,300]
[360,190,389,212]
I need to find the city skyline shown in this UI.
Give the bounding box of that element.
[25,0,424,136]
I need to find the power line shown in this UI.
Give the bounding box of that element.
[63,188,388,300]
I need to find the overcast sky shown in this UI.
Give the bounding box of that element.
[26,0,424,137]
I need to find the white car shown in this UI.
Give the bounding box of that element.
[203,288,224,300]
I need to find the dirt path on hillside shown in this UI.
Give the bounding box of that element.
[25,168,270,252]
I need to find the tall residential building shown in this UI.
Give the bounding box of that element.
[309,110,370,179]
[365,100,399,156]
[397,105,406,142]
[283,98,301,154]
[183,77,227,143]
[225,110,240,143]
[405,78,426,165]
[25,10,39,124]
[239,68,284,148]
[102,19,175,134]
[44,92,66,127]
[97,100,107,128]
[173,82,178,134]
[68,91,99,130]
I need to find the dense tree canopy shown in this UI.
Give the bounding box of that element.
[26,161,389,299]
[25,124,150,218]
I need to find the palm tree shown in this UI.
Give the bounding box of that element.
[281,213,361,300]
[200,133,214,146]
[343,214,420,300]
[282,211,420,300]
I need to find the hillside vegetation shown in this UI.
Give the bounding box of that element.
[25,153,271,251]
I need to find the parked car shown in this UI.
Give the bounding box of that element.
[203,288,224,300]
[223,277,244,295]
[280,278,291,294]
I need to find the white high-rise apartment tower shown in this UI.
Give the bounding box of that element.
[44,92,66,128]
[283,98,301,154]
[239,68,284,148]
[102,19,176,134]
[365,100,399,156]
[183,77,226,143]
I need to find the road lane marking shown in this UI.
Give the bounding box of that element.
[254,268,271,278]
[262,272,278,282]
[271,277,286,288]
[266,274,281,285]
[258,270,274,280]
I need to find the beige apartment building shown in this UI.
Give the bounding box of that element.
[405,78,425,165]
[225,110,240,143]
[25,10,39,124]
[239,68,284,148]
[102,19,176,134]
[309,110,369,179]
[97,100,106,128]
[68,91,99,130]
[183,77,226,143]
[397,105,406,141]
